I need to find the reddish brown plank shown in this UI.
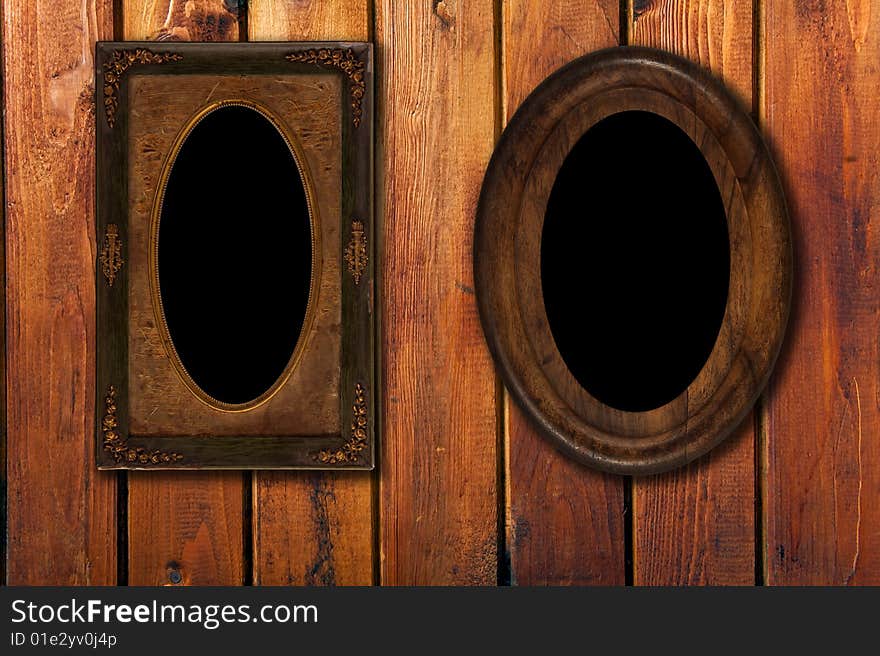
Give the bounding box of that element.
[124,0,244,586]
[0,28,6,586]
[4,0,116,584]
[249,2,374,586]
[253,472,372,585]
[631,0,756,585]
[762,0,880,585]
[503,0,626,585]
[376,0,498,584]
[127,472,243,585]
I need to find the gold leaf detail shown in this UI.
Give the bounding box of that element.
[285,48,367,127]
[103,49,183,127]
[314,383,369,464]
[102,385,183,465]
[344,220,368,285]
[99,223,124,286]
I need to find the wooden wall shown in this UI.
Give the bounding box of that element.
[4,0,878,586]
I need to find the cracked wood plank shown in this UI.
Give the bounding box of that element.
[4,0,117,584]
[630,0,757,585]
[247,0,374,587]
[503,0,625,585]
[762,0,880,585]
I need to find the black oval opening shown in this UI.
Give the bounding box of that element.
[541,110,730,412]
[158,105,312,406]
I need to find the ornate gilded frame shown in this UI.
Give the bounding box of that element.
[95,42,375,469]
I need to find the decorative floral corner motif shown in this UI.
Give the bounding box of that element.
[314,383,369,465]
[344,219,368,285]
[102,385,183,465]
[103,49,183,127]
[285,48,366,127]
[99,223,124,286]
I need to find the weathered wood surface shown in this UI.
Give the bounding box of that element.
[248,0,369,41]
[503,0,625,585]
[376,0,498,584]
[762,0,880,585]
[124,0,240,41]
[128,471,244,584]
[253,471,373,584]
[4,0,117,584]
[124,0,244,585]
[0,24,6,585]
[631,0,757,585]
[5,0,879,588]
[249,1,375,586]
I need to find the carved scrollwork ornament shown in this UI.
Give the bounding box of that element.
[313,382,369,464]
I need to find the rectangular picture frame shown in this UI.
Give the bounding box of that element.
[95,41,375,470]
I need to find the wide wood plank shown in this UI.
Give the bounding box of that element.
[762,0,880,585]
[630,0,756,585]
[124,0,244,586]
[4,0,116,584]
[249,1,374,586]
[376,0,499,584]
[503,0,626,586]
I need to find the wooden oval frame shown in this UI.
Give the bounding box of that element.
[475,47,792,475]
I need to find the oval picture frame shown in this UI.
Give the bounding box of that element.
[149,98,321,413]
[475,47,792,475]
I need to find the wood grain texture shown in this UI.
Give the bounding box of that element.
[0,34,6,586]
[632,0,752,102]
[253,472,372,584]
[503,0,625,585]
[377,0,498,584]
[247,0,369,41]
[4,0,116,584]
[249,1,374,585]
[128,471,243,584]
[124,0,239,41]
[762,0,880,585]
[631,0,756,585]
[124,0,244,585]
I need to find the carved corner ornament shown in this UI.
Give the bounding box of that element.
[344,219,368,285]
[99,223,124,286]
[313,383,369,464]
[285,48,366,127]
[103,49,183,127]
[102,386,184,465]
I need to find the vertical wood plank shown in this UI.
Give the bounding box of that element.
[4,0,116,584]
[0,25,6,586]
[762,0,880,585]
[124,0,244,586]
[248,0,369,41]
[376,0,499,584]
[124,0,240,41]
[503,1,626,586]
[630,0,756,585]
[249,0,374,587]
